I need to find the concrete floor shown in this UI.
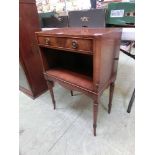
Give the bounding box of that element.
[19,52,135,155]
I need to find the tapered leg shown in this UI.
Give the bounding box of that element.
[47,81,56,109]
[93,99,99,136]
[70,90,73,96]
[108,82,115,114]
[127,89,135,113]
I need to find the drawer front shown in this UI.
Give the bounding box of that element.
[65,38,93,52]
[38,36,57,47]
[38,36,93,53]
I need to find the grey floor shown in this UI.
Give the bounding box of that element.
[19,52,135,155]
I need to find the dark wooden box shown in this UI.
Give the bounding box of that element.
[68,9,106,27]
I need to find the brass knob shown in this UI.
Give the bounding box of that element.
[45,38,50,45]
[72,40,78,49]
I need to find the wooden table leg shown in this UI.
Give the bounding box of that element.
[93,99,99,136]
[70,90,73,96]
[108,82,115,114]
[47,81,56,109]
[127,89,135,113]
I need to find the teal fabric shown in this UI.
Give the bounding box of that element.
[106,2,135,26]
[38,12,55,27]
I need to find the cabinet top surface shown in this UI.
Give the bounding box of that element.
[36,28,122,38]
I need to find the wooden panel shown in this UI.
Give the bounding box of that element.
[65,38,93,52]
[38,36,57,47]
[19,0,47,98]
[19,0,36,4]
[45,69,93,91]
[37,36,93,54]
[93,30,122,92]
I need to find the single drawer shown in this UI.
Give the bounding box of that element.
[38,36,93,53]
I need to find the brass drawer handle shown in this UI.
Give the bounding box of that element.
[72,40,78,49]
[45,38,50,45]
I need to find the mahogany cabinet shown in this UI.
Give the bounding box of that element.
[19,0,47,98]
[36,28,122,136]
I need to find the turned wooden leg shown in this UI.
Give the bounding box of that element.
[47,81,56,109]
[70,90,73,96]
[108,82,115,114]
[93,99,99,136]
[127,89,135,113]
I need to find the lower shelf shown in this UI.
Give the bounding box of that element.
[45,68,94,91]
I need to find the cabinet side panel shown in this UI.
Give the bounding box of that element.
[100,39,115,86]
[93,30,122,92]
[93,37,115,92]
[111,32,122,81]
[93,38,102,92]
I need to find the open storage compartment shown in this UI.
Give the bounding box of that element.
[41,47,94,90]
